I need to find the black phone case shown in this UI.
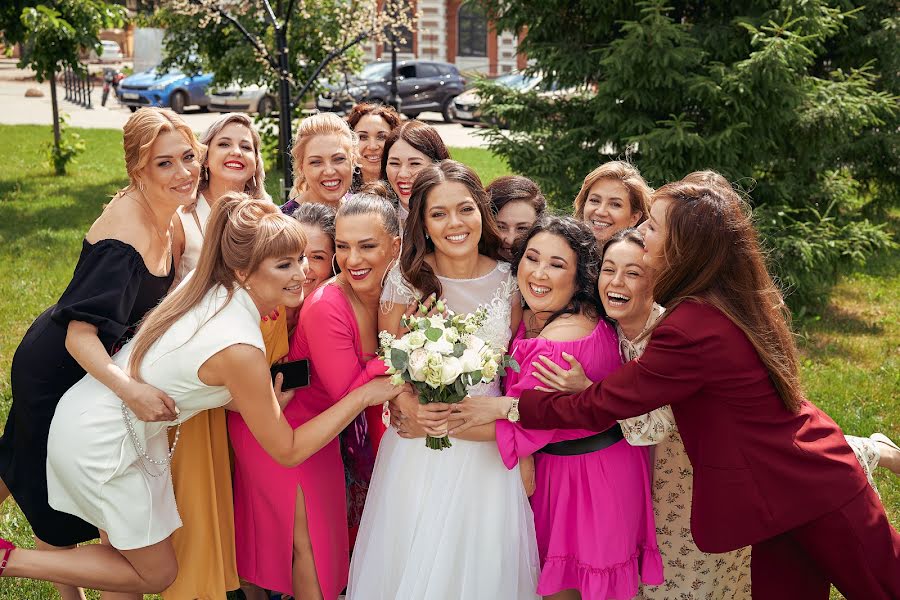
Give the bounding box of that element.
[271,359,310,390]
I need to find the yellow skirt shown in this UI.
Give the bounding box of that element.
[163,309,289,600]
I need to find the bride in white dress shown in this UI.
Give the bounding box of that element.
[348,161,540,600]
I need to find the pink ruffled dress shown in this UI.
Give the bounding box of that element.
[228,283,384,598]
[497,319,663,599]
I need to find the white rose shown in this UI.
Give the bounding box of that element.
[424,353,445,388]
[459,348,481,373]
[442,327,460,344]
[441,356,463,385]
[405,330,427,350]
[481,357,499,382]
[428,315,447,330]
[408,348,429,382]
[464,334,486,353]
[424,337,454,356]
[391,337,410,354]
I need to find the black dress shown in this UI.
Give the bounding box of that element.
[0,239,173,547]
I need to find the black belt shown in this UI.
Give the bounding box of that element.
[538,424,624,456]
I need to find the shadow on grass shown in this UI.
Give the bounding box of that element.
[0,178,121,244]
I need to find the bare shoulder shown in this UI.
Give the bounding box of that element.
[540,313,598,342]
[85,194,152,255]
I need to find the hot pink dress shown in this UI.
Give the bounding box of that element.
[228,283,383,598]
[497,319,663,599]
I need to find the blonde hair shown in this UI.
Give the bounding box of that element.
[197,112,267,201]
[572,161,651,222]
[127,193,307,378]
[290,112,358,199]
[121,107,205,193]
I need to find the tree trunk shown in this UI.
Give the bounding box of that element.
[49,70,62,174]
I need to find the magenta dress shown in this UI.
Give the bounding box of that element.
[497,319,663,599]
[229,283,383,598]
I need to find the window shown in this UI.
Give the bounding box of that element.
[397,65,417,79]
[417,64,439,78]
[458,2,487,57]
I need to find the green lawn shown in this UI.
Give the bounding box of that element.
[0,125,894,599]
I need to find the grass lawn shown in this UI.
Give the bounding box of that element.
[0,125,895,599]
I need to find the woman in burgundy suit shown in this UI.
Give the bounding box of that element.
[436,174,900,599]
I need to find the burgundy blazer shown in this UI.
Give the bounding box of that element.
[519,300,868,553]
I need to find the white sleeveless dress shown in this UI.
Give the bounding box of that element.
[46,284,265,550]
[175,193,211,284]
[347,262,540,600]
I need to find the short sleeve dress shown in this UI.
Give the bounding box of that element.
[0,239,173,547]
[46,284,265,550]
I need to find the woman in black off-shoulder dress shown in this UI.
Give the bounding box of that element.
[0,107,202,556]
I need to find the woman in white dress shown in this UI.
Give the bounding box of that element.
[348,160,540,600]
[0,195,403,593]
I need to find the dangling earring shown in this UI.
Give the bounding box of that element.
[332,254,339,275]
[251,175,257,189]
[138,180,145,192]
[424,232,430,240]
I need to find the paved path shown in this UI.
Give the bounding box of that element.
[0,64,490,149]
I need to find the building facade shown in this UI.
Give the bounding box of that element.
[361,0,525,76]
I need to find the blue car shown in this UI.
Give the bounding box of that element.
[117,69,214,114]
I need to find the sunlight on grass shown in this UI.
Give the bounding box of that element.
[0,126,894,600]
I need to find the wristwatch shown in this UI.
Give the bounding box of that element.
[506,398,520,423]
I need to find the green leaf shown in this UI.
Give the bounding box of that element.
[425,327,443,342]
[452,342,466,358]
[390,348,408,372]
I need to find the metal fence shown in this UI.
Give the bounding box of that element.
[62,66,92,109]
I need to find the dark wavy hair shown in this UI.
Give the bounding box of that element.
[601,227,644,257]
[401,160,502,300]
[380,120,450,180]
[346,102,402,131]
[512,215,604,330]
[487,175,547,217]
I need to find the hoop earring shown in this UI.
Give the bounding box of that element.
[138,180,145,192]
[332,254,339,275]
[380,257,396,290]
[353,165,361,177]
[251,176,257,189]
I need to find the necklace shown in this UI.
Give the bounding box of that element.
[121,402,181,478]
[129,192,173,268]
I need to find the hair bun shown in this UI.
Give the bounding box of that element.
[357,179,392,199]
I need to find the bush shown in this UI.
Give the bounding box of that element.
[478,0,899,315]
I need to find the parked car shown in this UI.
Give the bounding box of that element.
[317,60,465,122]
[89,40,124,63]
[117,68,214,113]
[209,84,276,116]
[453,71,542,127]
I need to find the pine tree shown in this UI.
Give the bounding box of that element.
[478,0,897,314]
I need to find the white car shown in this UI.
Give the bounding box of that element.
[208,84,276,116]
[90,40,124,63]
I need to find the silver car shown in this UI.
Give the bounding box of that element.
[208,84,276,116]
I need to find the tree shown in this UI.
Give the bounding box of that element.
[155,0,414,199]
[1,1,126,174]
[476,0,898,314]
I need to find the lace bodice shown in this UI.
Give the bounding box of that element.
[381,261,518,396]
[617,303,678,446]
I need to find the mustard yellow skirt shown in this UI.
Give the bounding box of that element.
[163,309,289,600]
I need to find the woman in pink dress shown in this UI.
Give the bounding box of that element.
[463,216,663,599]
[229,191,402,600]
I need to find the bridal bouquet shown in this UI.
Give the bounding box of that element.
[380,306,518,450]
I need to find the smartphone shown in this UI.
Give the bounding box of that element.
[271,359,310,391]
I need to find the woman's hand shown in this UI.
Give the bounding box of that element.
[531,353,593,393]
[120,380,178,422]
[360,377,407,408]
[391,389,428,438]
[273,373,295,411]
[415,403,453,437]
[447,395,515,435]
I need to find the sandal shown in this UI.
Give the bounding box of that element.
[0,538,15,576]
[871,432,899,452]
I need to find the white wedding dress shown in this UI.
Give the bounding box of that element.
[348,262,540,600]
